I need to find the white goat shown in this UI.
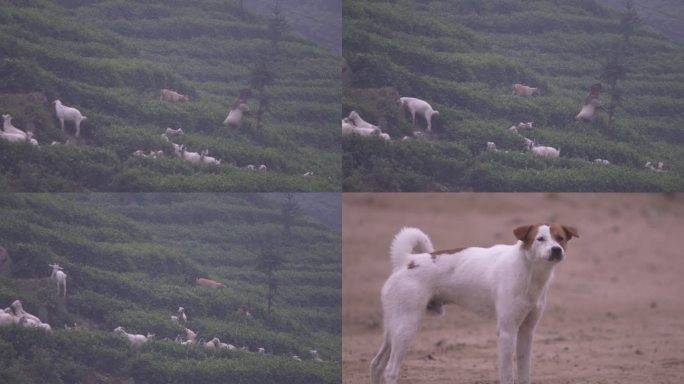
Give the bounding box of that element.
[223,101,250,127]
[2,114,29,139]
[348,111,380,131]
[0,308,20,327]
[10,300,41,324]
[160,89,188,102]
[576,97,603,122]
[1,115,36,144]
[302,171,314,177]
[309,349,324,362]
[49,264,67,297]
[245,164,256,170]
[258,164,267,171]
[341,117,356,135]
[593,158,611,165]
[180,145,202,163]
[292,355,302,361]
[52,100,86,137]
[177,307,187,324]
[200,150,221,165]
[185,327,197,342]
[164,127,184,136]
[379,132,391,141]
[19,316,52,332]
[258,347,265,354]
[114,326,149,347]
[511,83,540,96]
[486,141,499,152]
[397,97,439,131]
[204,337,220,349]
[509,121,533,134]
[527,140,560,157]
[645,161,665,173]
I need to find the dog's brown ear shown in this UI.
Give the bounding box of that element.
[562,226,579,240]
[513,225,535,242]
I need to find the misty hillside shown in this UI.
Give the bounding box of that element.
[0,0,340,192]
[0,193,340,383]
[243,0,342,55]
[343,0,684,192]
[597,0,684,43]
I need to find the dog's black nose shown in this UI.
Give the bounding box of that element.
[550,246,563,261]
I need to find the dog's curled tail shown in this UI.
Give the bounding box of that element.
[390,227,434,272]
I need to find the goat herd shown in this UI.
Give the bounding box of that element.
[0,89,316,177]
[342,83,667,172]
[0,263,327,363]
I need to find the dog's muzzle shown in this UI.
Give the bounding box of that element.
[549,246,564,261]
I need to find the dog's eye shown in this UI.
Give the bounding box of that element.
[536,237,545,242]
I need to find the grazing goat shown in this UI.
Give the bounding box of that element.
[177,307,187,324]
[114,326,150,347]
[292,355,302,361]
[509,121,533,134]
[511,83,540,96]
[52,100,86,137]
[258,164,267,171]
[195,278,225,289]
[49,264,67,297]
[576,83,604,122]
[245,164,256,170]
[309,349,324,362]
[200,150,221,165]
[223,100,250,127]
[397,97,439,131]
[379,132,391,141]
[180,145,202,163]
[302,171,314,177]
[165,127,184,136]
[160,89,189,102]
[204,337,220,349]
[527,140,560,157]
[593,158,611,165]
[486,142,499,152]
[258,347,265,354]
[645,161,665,172]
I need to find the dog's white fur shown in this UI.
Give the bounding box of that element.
[371,224,578,384]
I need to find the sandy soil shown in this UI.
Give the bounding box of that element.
[342,193,684,384]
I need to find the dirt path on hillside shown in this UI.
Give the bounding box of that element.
[343,193,684,384]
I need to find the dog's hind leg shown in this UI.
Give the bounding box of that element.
[370,334,391,384]
[383,311,423,384]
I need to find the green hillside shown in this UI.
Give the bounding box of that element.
[0,0,340,192]
[342,0,684,191]
[0,193,340,383]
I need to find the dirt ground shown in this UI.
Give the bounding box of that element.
[342,193,684,384]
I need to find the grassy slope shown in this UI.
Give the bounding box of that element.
[0,0,340,191]
[0,193,340,384]
[342,0,684,191]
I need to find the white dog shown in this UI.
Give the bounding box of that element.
[370,224,579,384]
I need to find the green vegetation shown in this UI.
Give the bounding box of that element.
[343,0,684,191]
[0,193,340,383]
[0,0,340,191]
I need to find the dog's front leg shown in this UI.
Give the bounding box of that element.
[516,309,541,384]
[496,321,518,384]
